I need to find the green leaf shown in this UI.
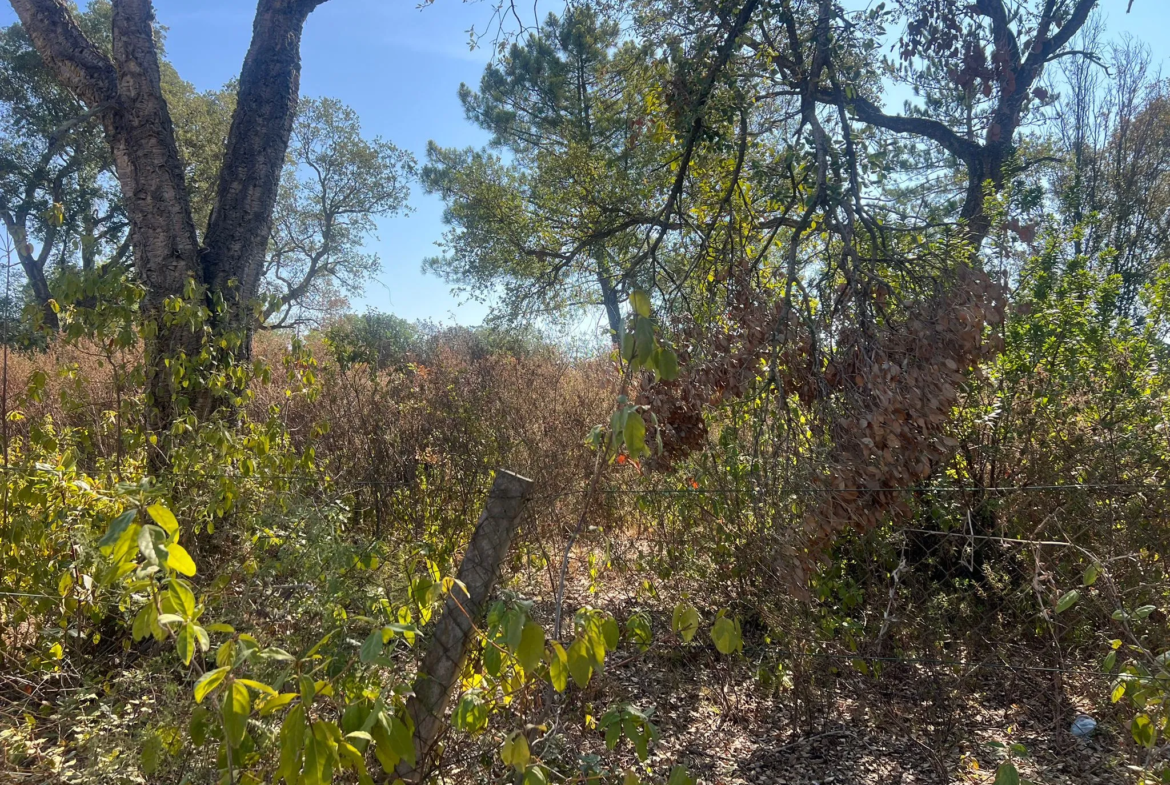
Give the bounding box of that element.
[146,503,179,537]
[260,693,299,716]
[165,543,197,576]
[238,678,277,695]
[194,666,229,703]
[388,712,415,767]
[518,622,545,675]
[483,641,502,677]
[667,765,696,785]
[1102,650,1117,673]
[276,704,303,783]
[98,509,137,549]
[546,641,569,692]
[260,647,296,662]
[632,319,655,366]
[1082,562,1099,587]
[224,680,251,748]
[994,762,1020,785]
[501,731,531,771]
[360,628,384,663]
[176,623,197,665]
[132,604,155,642]
[140,732,162,775]
[453,691,488,735]
[524,764,550,785]
[1055,589,1080,614]
[623,411,647,458]
[192,624,209,653]
[629,290,651,318]
[657,348,679,381]
[1134,605,1157,620]
[299,675,316,706]
[370,713,399,773]
[601,615,620,651]
[137,524,169,566]
[626,613,652,652]
[711,613,743,655]
[567,638,594,688]
[168,579,196,619]
[1132,714,1156,748]
[672,602,699,642]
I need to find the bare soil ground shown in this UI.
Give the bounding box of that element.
[434,555,1153,785]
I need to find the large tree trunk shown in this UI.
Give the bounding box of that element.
[10,0,327,461]
[201,0,324,355]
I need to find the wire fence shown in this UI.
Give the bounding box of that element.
[4,464,1166,686]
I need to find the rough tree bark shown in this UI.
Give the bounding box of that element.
[201,0,326,351]
[9,0,328,451]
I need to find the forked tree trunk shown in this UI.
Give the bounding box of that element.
[10,0,327,458]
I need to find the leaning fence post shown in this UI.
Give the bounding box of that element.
[398,470,534,782]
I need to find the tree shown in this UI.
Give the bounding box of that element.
[1048,31,1170,315]
[10,0,331,448]
[0,1,122,328]
[424,7,679,339]
[264,96,414,328]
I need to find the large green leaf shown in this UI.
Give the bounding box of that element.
[277,704,305,784]
[993,762,1020,785]
[360,628,383,663]
[546,641,569,692]
[1055,589,1080,614]
[567,638,593,688]
[1132,714,1156,748]
[672,602,699,642]
[623,411,647,458]
[711,613,743,655]
[194,666,229,703]
[501,731,530,771]
[98,509,137,549]
[223,680,251,748]
[517,622,545,675]
[629,290,652,318]
[165,543,197,576]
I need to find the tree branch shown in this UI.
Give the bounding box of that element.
[832,92,981,164]
[8,0,117,108]
[201,0,331,328]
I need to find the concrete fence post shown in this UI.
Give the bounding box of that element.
[398,470,533,782]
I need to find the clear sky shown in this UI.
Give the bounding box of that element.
[0,1,1167,326]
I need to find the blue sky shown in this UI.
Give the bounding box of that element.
[1,1,1168,326]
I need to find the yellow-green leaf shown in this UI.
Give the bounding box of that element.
[194,666,229,703]
[501,731,531,771]
[567,638,593,688]
[672,602,699,642]
[546,641,569,692]
[147,504,179,537]
[166,543,197,576]
[224,680,251,748]
[517,622,545,675]
[629,290,652,317]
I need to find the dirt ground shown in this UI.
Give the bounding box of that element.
[438,561,1155,785]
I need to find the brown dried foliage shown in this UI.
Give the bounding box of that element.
[639,265,1006,592]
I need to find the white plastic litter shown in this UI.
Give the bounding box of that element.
[1070,715,1097,739]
